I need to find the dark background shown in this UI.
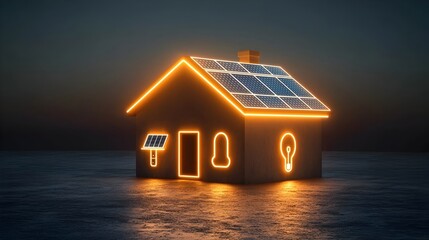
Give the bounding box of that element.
[1,0,428,151]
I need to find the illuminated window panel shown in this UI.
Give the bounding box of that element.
[217,61,248,72]
[240,63,271,74]
[264,65,289,76]
[301,98,329,110]
[256,95,290,109]
[232,94,266,108]
[193,58,224,70]
[208,72,250,94]
[256,76,295,96]
[233,74,273,95]
[280,97,310,109]
[277,78,313,97]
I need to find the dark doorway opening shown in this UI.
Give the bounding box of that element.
[179,131,199,178]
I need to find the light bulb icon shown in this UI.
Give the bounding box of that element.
[280,132,296,173]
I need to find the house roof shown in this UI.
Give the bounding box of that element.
[126,56,330,118]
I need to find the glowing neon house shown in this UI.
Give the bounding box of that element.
[126,50,330,183]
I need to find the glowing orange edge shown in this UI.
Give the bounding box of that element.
[126,58,329,118]
[141,133,169,168]
[280,132,297,173]
[211,132,231,169]
[178,130,200,179]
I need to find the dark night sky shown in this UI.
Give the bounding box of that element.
[1,0,428,151]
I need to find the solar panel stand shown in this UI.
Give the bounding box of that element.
[150,150,157,167]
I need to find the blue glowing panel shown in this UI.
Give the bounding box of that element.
[143,134,168,149]
[157,135,167,147]
[301,98,329,110]
[277,78,313,97]
[280,97,310,109]
[149,136,157,146]
[154,136,162,146]
[144,135,153,147]
[256,96,290,109]
[193,58,224,70]
[240,63,271,74]
[232,94,266,108]
[217,61,248,72]
[264,65,289,76]
[256,76,295,96]
[208,72,250,93]
[233,74,273,95]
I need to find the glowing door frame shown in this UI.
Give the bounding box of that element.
[178,130,200,179]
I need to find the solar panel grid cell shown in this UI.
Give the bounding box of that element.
[264,65,288,76]
[208,72,250,93]
[256,95,290,109]
[217,61,248,72]
[193,58,224,70]
[232,94,266,108]
[280,97,310,109]
[301,98,328,110]
[277,78,313,97]
[154,136,161,147]
[144,136,152,147]
[233,74,273,95]
[256,76,295,96]
[240,63,271,74]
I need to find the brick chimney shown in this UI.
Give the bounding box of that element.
[238,50,260,63]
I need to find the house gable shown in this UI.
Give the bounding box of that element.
[126,57,330,118]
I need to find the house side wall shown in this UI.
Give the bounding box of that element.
[244,118,322,183]
[135,65,245,183]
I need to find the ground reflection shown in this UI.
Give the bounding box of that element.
[128,178,338,239]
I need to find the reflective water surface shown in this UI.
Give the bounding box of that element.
[1,151,428,239]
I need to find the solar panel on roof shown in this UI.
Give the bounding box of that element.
[190,56,329,111]
[280,97,310,109]
[193,58,224,70]
[277,78,313,97]
[301,98,328,110]
[240,63,271,74]
[256,95,290,109]
[233,74,273,95]
[142,134,168,149]
[232,94,266,108]
[217,61,248,72]
[208,72,250,93]
[264,65,289,76]
[256,76,295,96]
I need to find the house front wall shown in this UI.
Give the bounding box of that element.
[135,65,245,183]
[244,118,322,183]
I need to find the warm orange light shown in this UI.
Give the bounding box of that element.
[126,59,185,114]
[141,133,169,167]
[211,132,231,169]
[280,132,297,173]
[244,113,328,118]
[126,58,330,118]
[178,130,200,179]
[149,150,157,167]
[141,134,169,151]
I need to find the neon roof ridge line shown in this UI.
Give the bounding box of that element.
[126,56,330,118]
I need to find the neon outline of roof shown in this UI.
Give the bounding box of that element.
[126,56,330,118]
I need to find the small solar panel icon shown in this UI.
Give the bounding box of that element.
[141,134,168,167]
[142,134,168,150]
